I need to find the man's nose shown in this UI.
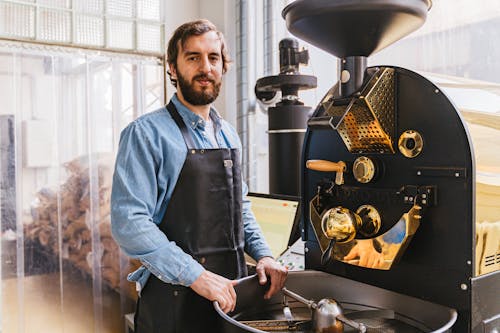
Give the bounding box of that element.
[199,56,211,73]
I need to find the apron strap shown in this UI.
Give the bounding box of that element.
[166,101,196,150]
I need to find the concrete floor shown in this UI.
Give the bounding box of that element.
[2,270,130,333]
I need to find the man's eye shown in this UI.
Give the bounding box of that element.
[188,56,198,61]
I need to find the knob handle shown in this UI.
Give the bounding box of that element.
[306,160,346,172]
[306,160,346,185]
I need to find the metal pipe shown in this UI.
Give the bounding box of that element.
[263,0,275,76]
[338,56,367,97]
[236,0,250,183]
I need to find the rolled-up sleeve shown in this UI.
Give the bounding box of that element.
[110,121,204,286]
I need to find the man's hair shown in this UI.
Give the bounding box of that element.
[166,19,231,87]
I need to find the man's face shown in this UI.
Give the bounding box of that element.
[170,31,223,106]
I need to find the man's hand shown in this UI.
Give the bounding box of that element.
[256,257,288,299]
[190,270,238,313]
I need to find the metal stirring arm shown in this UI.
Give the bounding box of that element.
[282,287,317,309]
[282,287,367,332]
[337,314,367,333]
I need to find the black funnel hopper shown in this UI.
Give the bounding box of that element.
[282,0,431,96]
[282,0,431,58]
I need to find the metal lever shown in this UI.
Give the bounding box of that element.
[321,239,336,266]
[306,160,346,185]
[282,287,317,309]
[337,314,367,333]
[282,287,367,333]
[282,296,294,323]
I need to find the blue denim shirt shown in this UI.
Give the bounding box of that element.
[111,94,272,292]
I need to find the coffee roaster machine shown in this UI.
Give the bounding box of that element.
[216,1,500,332]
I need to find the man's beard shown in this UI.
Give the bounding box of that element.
[177,72,221,106]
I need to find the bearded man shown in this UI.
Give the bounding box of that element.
[110,19,287,333]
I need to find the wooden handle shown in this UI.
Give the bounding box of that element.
[306,160,346,172]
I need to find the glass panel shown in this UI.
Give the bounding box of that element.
[38,8,71,42]
[144,63,164,113]
[137,23,161,53]
[73,0,103,14]
[37,0,70,9]
[137,0,160,21]
[106,19,134,50]
[0,2,35,39]
[75,14,104,46]
[105,0,133,18]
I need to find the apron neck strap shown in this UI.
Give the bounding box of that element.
[166,101,196,150]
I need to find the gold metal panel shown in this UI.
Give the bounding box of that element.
[310,195,423,270]
[323,102,345,119]
[323,68,396,154]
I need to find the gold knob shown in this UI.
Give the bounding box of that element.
[321,207,360,243]
[352,156,375,183]
[356,205,381,237]
[398,130,424,158]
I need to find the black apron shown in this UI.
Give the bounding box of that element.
[134,101,247,333]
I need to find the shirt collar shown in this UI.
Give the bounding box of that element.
[170,93,222,130]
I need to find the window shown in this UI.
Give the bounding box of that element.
[0,0,164,54]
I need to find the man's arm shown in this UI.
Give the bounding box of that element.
[111,121,204,286]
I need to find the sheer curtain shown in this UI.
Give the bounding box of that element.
[0,41,163,332]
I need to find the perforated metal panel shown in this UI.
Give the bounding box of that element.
[0,0,164,55]
[365,69,396,143]
[324,68,396,154]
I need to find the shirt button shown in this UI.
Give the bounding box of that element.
[173,291,179,296]
[199,257,206,264]
[191,121,195,126]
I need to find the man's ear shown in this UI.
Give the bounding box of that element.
[168,63,177,80]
